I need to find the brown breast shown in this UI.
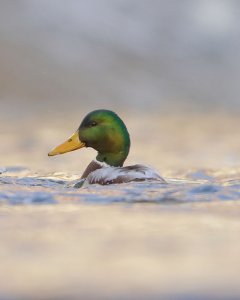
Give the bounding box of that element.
[81,160,104,179]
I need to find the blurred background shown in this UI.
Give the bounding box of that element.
[1,0,240,172]
[1,2,240,300]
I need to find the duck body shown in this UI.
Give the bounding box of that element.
[76,160,165,187]
[48,110,166,187]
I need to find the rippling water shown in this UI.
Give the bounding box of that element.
[0,166,240,205]
[1,166,240,299]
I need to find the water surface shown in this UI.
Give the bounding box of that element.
[0,114,240,299]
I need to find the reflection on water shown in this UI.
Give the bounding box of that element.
[0,167,240,205]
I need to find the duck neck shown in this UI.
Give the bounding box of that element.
[96,148,129,167]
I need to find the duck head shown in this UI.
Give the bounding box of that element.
[48,109,131,167]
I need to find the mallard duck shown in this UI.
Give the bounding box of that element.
[48,109,166,186]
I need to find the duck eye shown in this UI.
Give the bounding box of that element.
[89,121,97,127]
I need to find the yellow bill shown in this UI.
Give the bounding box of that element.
[48,131,85,156]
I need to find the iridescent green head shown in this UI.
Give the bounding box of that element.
[48,109,131,167]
